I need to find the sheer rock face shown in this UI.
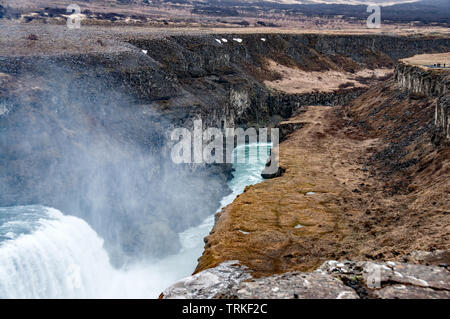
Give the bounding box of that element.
[394,62,449,98]
[162,255,450,299]
[435,95,449,139]
[394,61,449,140]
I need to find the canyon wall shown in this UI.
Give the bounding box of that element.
[436,95,449,139]
[394,62,448,97]
[129,33,450,127]
[394,61,449,139]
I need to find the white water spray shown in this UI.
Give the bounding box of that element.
[0,143,270,298]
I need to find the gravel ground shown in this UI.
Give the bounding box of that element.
[1,21,449,57]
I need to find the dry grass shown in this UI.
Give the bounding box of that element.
[263,59,393,94]
[401,52,450,69]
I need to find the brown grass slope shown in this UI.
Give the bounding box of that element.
[195,78,449,277]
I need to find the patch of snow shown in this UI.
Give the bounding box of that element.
[141,49,148,54]
[294,224,303,229]
[215,39,222,44]
[233,38,243,43]
[261,38,266,42]
[306,192,316,195]
[221,38,228,43]
[238,230,250,235]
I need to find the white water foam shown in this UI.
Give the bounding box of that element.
[0,143,270,298]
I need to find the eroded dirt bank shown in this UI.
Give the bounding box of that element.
[196,77,450,277]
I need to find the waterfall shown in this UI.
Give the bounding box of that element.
[0,143,270,298]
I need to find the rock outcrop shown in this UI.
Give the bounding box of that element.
[435,95,449,139]
[160,261,252,299]
[395,59,449,140]
[319,259,450,299]
[162,253,450,299]
[395,62,449,97]
[218,271,359,299]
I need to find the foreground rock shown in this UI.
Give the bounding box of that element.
[160,261,251,299]
[216,272,358,299]
[319,260,450,299]
[162,255,450,299]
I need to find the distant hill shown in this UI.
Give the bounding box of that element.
[1,0,448,26]
[191,0,449,24]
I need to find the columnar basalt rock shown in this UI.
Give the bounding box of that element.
[435,95,449,139]
[394,62,449,97]
[394,61,449,140]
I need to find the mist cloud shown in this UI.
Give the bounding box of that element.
[0,59,229,265]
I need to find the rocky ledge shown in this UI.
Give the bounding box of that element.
[395,60,449,98]
[162,250,450,299]
[395,55,449,140]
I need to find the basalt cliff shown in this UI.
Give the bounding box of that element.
[394,60,449,139]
